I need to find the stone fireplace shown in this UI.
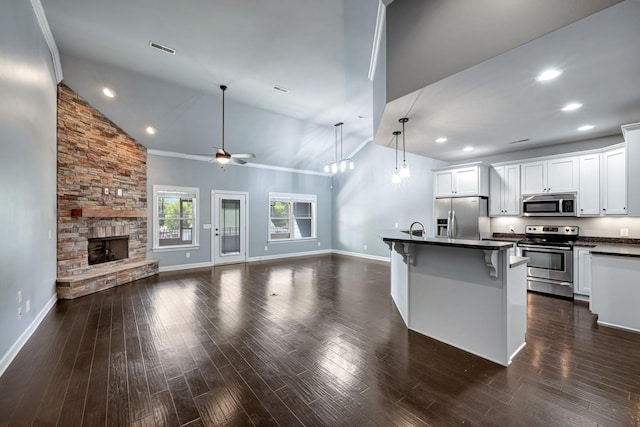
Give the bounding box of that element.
[56,84,158,299]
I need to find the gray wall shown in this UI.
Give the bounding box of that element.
[386,0,621,102]
[332,141,446,258]
[0,1,58,362]
[147,154,332,268]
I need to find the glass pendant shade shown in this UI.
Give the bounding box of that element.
[391,169,401,184]
[399,160,410,178]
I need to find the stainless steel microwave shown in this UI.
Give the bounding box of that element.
[522,193,577,217]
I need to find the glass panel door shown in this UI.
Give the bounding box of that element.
[213,192,247,265]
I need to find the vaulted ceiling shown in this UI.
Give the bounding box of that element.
[40,0,638,170]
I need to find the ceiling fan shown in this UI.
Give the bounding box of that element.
[209,85,255,165]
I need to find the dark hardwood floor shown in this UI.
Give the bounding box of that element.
[1,254,640,426]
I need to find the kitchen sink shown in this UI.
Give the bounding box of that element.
[400,229,425,237]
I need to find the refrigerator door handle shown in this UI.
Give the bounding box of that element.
[450,210,456,238]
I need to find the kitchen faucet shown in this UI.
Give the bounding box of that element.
[409,221,425,237]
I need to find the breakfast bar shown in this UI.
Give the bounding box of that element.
[380,231,528,366]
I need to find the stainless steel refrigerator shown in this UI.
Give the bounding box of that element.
[434,197,490,240]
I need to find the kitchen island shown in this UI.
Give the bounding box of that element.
[590,245,640,333]
[380,231,528,366]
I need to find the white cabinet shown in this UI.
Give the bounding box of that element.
[521,157,578,195]
[489,165,520,216]
[434,164,489,197]
[578,154,600,216]
[601,147,627,215]
[574,247,592,296]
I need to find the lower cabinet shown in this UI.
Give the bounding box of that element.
[574,247,592,296]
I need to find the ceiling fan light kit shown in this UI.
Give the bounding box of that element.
[324,122,354,174]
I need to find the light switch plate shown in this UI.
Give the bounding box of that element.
[116,188,123,197]
[103,187,109,195]
[620,228,629,237]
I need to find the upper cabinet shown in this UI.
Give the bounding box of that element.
[578,154,601,216]
[489,164,520,216]
[434,164,489,197]
[521,156,578,195]
[622,123,640,216]
[601,147,627,215]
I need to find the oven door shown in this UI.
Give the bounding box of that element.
[519,245,573,282]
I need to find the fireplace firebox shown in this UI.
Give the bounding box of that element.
[88,236,129,265]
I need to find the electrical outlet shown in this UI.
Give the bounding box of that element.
[116,188,123,197]
[103,187,109,195]
[620,228,629,237]
[509,225,515,233]
[264,246,268,251]
[17,291,22,303]
[317,242,321,246]
[185,252,190,258]
[26,300,30,313]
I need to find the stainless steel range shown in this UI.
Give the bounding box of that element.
[518,225,579,298]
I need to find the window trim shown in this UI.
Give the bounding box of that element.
[268,192,317,242]
[153,185,200,251]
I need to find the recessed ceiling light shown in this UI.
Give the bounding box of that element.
[536,69,563,82]
[102,87,116,98]
[435,137,448,143]
[561,102,583,112]
[577,125,594,131]
[145,126,157,135]
[463,146,474,152]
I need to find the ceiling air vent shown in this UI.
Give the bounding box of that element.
[149,41,176,55]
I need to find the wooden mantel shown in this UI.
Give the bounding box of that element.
[71,206,147,218]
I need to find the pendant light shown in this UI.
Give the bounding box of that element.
[392,131,402,184]
[399,117,410,178]
[324,122,354,174]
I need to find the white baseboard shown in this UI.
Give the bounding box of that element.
[248,249,332,262]
[332,249,390,262]
[0,294,57,378]
[159,261,213,273]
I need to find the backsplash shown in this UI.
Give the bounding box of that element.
[491,216,640,239]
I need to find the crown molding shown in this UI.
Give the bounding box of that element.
[368,0,386,81]
[30,0,63,83]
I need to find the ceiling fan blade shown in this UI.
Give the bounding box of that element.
[229,157,247,165]
[231,153,256,159]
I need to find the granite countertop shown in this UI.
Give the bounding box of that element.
[509,256,529,268]
[380,230,513,250]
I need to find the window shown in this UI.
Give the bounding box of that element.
[269,192,316,241]
[153,185,199,250]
